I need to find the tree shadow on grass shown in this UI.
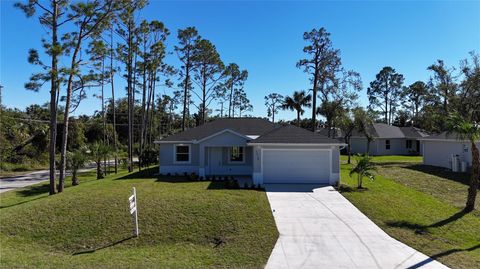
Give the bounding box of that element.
[403,164,471,186]
[72,235,136,255]
[0,196,46,209]
[116,166,201,183]
[386,209,470,234]
[116,167,159,180]
[406,244,480,269]
[336,184,369,193]
[16,184,51,197]
[0,184,52,209]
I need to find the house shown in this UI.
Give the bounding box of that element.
[155,118,345,185]
[320,123,429,156]
[420,132,480,170]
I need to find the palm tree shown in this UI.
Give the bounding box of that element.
[448,114,480,212]
[349,155,377,189]
[67,149,88,186]
[89,142,110,180]
[281,91,312,126]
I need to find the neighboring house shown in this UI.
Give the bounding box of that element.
[420,132,480,170]
[320,124,429,156]
[155,118,344,185]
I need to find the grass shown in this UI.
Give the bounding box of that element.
[0,162,48,177]
[340,155,480,269]
[341,154,423,164]
[0,167,278,268]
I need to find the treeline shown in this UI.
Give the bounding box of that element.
[263,27,479,137]
[11,0,252,195]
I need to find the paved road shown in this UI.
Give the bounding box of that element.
[0,164,96,193]
[0,159,132,194]
[265,184,449,269]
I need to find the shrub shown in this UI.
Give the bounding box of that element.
[139,147,158,167]
[232,179,240,189]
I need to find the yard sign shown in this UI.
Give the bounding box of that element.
[128,187,139,237]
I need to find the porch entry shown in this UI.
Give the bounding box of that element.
[208,147,224,175]
[206,146,252,176]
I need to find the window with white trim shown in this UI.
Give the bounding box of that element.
[229,146,244,162]
[386,140,391,150]
[175,145,190,162]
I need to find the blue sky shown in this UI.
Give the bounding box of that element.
[1,0,479,121]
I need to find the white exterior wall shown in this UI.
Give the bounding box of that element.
[423,140,480,169]
[349,137,419,156]
[375,138,407,155]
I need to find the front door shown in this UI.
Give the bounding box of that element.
[209,147,224,175]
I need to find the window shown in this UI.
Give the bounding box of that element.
[175,145,190,163]
[386,140,391,150]
[406,140,412,149]
[229,146,244,162]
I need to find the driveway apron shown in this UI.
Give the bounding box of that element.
[265,184,449,269]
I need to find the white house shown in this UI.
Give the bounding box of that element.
[420,132,480,171]
[155,118,345,185]
[320,124,429,156]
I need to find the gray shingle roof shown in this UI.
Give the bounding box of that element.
[158,118,276,142]
[249,124,341,144]
[320,124,428,139]
[399,127,430,138]
[421,131,465,141]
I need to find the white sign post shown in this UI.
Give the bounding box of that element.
[128,187,139,237]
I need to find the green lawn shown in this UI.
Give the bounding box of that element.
[0,167,278,268]
[341,154,423,164]
[340,155,480,269]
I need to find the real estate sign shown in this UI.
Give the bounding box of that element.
[128,187,139,237]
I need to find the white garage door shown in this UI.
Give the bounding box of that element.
[263,149,331,184]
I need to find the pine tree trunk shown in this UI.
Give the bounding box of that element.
[182,55,190,131]
[127,17,133,172]
[58,28,83,193]
[311,72,318,132]
[102,57,107,176]
[110,27,117,174]
[228,84,233,118]
[48,0,59,195]
[202,77,207,124]
[140,63,147,168]
[465,142,479,212]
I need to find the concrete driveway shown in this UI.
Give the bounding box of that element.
[265,184,449,269]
